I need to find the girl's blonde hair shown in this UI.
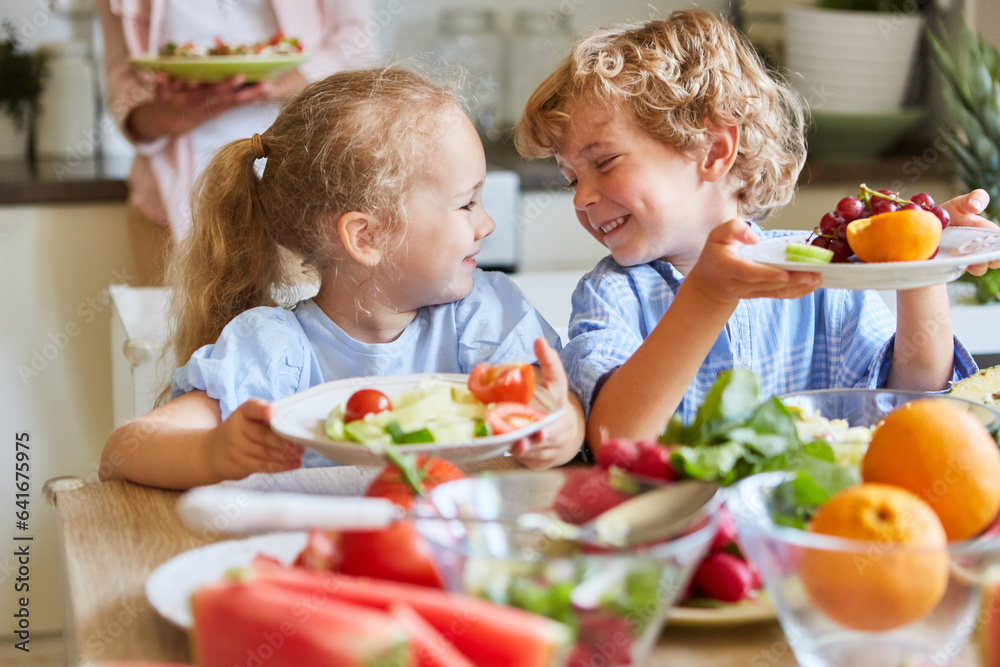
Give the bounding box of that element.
[168,67,457,375]
[515,9,806,221]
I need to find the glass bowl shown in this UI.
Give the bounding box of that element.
[729,470,1000,667]
[412,469,720,667]
[780,388,1000,436]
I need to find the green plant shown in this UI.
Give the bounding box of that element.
[929,21,1000,304]
[0,19,49,130]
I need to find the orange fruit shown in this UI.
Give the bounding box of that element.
[861,398,1000,541]
[800,483,949,631]
[846,209,942,262]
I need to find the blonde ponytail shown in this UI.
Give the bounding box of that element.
[168,137,289,376]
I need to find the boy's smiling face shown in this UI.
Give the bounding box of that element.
[555,101,737,272]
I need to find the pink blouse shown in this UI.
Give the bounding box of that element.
[99,0,377,241]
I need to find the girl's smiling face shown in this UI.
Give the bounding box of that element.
[382,106,495,309]
[555,102,737,272]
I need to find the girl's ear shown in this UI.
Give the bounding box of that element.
[700,124,740,182]
[338,212,383,267]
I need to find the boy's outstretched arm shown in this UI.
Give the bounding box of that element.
[885,189,998,391]
[508,338,586,469]
[586,220,821,448]
[100,391,303,489]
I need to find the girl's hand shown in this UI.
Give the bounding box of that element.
[206,398,304,480]
[508,338,586,470]
[941,189,1000,276]
[686,219,821,306]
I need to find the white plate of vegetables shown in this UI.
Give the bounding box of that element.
[270,372,563,466]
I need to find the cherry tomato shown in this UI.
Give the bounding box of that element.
[365,455,464,510]
[485,402,548,436]
[344,388,391,423]
[468,362,535,405]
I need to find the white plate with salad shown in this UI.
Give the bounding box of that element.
[669,595,777,627]
[270,373,564,466]
[741,227,1000,291]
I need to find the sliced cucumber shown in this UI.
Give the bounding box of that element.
[344,419,391,445]
[785,242,834,264]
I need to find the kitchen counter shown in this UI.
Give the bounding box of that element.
[0,139,951,205]
[0,155,131,205]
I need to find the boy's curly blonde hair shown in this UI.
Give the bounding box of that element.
[515,9,806,222]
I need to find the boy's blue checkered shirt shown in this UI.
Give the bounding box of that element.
[562,227,978,423]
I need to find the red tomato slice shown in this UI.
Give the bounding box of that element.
[344,388,391,423]
[468,362,535,405]
[486,402,548,436]
[335,455,465,588]
[365,455,464,509]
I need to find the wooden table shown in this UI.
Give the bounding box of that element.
[45,459,799,666]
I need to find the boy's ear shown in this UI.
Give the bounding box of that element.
[699,124,740,183]
[338,212,382,267]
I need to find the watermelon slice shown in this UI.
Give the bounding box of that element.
[247,557,571,667]
[191,578,410,667]
[391,603,475,667]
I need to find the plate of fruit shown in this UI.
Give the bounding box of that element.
[743,184,1000,290]
[269,367,563,465]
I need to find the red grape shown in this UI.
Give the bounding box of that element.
[811,235,832,249]
[819,211,844,235]
[900,202,921,211]
[930,205,950,229]
[911,192,935,209]
[877,189,897,197]
[836,223,849,241]
[872,198,899,215]
[836,197,866,221]
[830,240,853,263]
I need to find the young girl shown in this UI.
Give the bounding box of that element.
[514,9,1000,450]
[101,67,585,489]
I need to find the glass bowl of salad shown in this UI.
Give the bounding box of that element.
[728,470,1000,667]
[412,469,720,667]
[780,388,1000,467]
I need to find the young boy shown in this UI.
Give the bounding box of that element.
[514,9,1000,449]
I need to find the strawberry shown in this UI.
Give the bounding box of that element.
[595,436,639,470]
[631,439,676,481]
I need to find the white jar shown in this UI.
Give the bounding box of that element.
[36,41,98,161]
[506,11,574,126]
[436,9,505,138]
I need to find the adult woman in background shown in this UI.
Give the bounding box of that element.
[98,0,377,285]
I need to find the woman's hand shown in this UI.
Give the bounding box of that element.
[206,398,304,480]
[508,338,586,469]
[941,189,1000,276]
[125,69,307,143]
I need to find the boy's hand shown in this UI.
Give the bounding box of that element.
[941,189,1000,276]
[508,338,585,469]
[206,399,304,480]
[687,219,821,305]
